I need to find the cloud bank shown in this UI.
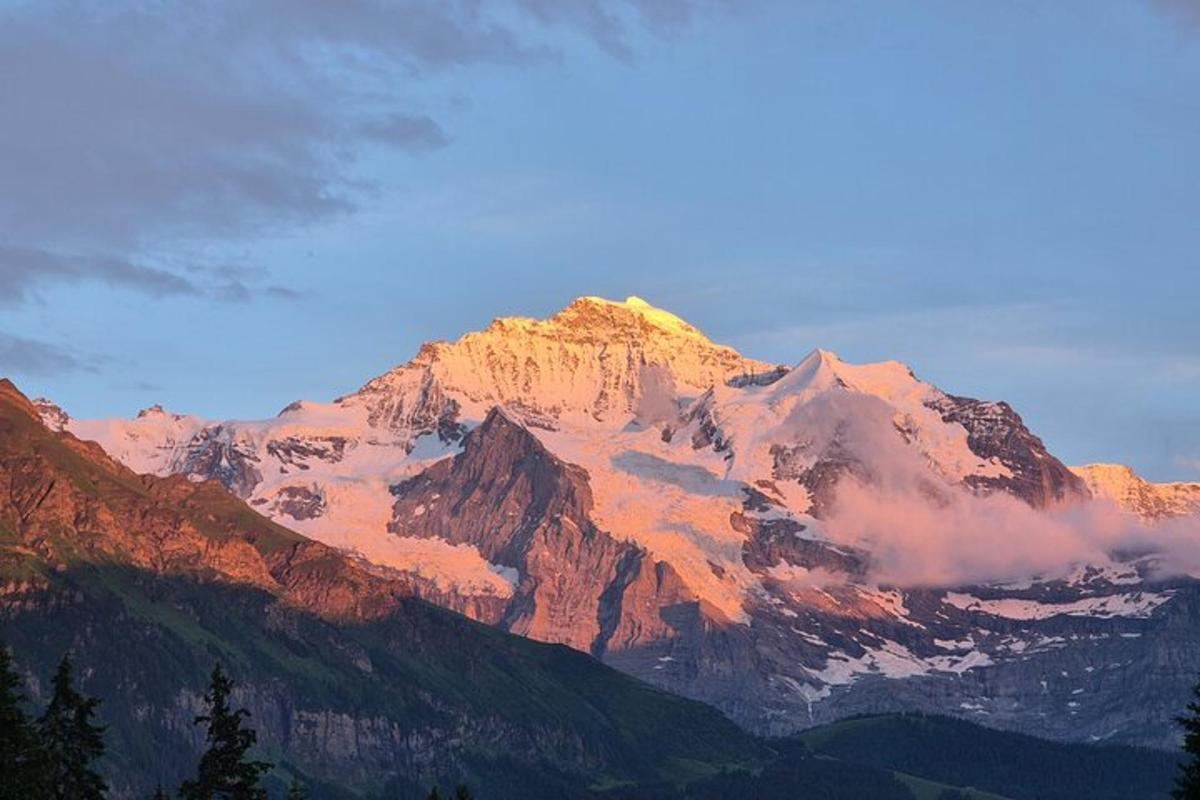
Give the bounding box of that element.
[763,379,1200,588]
[823,480,1200,588]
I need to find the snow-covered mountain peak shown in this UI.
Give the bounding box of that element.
[1072,463,1200,520]
[566,295,708,340]
[135,403,178,419]
[32,397,70,431]
[772,349,848,395]
[775,349,926,406]
[662,347,1090,515]
[342,295,777,430]
[497,294,716,346]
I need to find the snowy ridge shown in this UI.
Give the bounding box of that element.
[1072,463,1200,521]
[343,295,777,433]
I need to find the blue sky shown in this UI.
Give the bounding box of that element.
[1,0,1197,480]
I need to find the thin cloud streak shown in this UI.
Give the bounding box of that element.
[0,247,201,306]
[0,332,95,377]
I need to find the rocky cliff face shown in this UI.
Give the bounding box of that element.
[388,408,699,655]
[928,395,1090,509]
[55,297,1200,748]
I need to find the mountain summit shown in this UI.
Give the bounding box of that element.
[342,295,776,433]
[55,296,1200,747]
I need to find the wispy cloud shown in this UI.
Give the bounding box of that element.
[0,332,95,377]
[0,247,304,306]
[0,246,201,306]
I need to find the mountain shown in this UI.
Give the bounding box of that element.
[57,296,1200,748]
[0,378,769,798]
[1072,463,1200,520]
[9,377,1173,800]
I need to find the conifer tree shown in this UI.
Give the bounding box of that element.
[454,785,473,800]
[179,664,272,800]
[0,641,48,800]
[426,788,442,800]
[286,777,308,800]
[1175,680,1200,800]
[39,654,107,800]
[149,786,169,800]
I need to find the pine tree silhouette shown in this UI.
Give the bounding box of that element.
[0,640,48,800]
[38,655,107,800]
[1176,679,1200,800]
[454,785,473,800]
[179,664,272,800]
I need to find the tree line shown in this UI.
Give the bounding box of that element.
[0,640,472,800]
[7,633,1200,800]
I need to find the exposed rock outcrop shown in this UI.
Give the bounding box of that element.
[1072,463,1200,520]
[388,408,702,655]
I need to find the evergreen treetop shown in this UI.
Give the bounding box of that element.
[178,664,272,800]
[1175,680,1200,800]
[39,654,108,800]
[0,641,48,800]
[286,776,308,800]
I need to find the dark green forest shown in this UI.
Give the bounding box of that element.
[3,634,1192,800]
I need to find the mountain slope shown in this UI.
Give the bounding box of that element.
[387,408,701,655]
[0,378,768,798]
[55,297,1200,747]
[798,714,1178,800]
[595,713,1177,800]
